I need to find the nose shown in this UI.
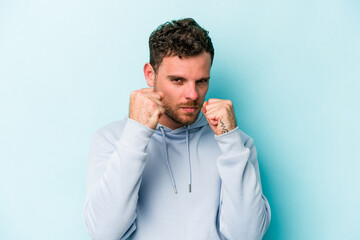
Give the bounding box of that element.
[184,83,198,101]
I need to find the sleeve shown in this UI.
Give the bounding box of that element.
[83,118,154,240]
[215,127,271,240]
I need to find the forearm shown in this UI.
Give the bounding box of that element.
[216,128,271,240]
[84,119,154,240]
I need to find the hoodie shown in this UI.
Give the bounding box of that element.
[83,112,271,240]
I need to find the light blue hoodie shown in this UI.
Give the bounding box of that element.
[83,112,271,240]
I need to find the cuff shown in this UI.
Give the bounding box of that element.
[118,118,155,153]
[214,127,248,155]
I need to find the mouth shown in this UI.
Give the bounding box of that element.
[179,106,199,113]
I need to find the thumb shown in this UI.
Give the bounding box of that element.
[201,101,208,114]
[202,101,217,130]
[157,91,164,100]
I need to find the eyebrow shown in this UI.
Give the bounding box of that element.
[167,75,210,81]
[168,75,186,80]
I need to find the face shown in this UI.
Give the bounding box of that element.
[146,52,211,129]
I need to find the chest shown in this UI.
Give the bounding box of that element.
[141,128,221,196]
[134,129,222,237]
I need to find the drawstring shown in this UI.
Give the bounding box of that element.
[186,126,192,193]
[159,126,193,194]
[160,126,178,194]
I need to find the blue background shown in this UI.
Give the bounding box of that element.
[1,0,359,239]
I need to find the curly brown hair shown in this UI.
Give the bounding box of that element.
[149,18,214,73]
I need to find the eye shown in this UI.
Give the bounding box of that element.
[197,79,209,84]
[172,78,183,84]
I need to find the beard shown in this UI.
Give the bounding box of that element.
[162,100,201,126]
[153,80,204,127]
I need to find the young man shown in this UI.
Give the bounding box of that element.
[84,18,271,240]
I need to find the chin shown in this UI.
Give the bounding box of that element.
[164,107,200,126]
[179,113,199,125]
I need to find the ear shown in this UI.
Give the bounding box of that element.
[143,63,156,87]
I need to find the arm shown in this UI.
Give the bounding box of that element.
[202,99,271,239]
[84,88,164,239]
[83,118,154,240]
[215,128,271,240]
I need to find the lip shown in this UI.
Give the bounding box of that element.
[180,107,198,113]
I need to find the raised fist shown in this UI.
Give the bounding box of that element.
[201,98,237,135]
[129,88,165,130]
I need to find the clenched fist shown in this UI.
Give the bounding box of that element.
[201,99,237,135]
[129,88,165,130]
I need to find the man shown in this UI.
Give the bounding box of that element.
[84,18,271,240]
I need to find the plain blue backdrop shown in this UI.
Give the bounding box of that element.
[1,0,359,239]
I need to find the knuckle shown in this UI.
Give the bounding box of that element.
[137,91,144,97]
[150,101,157,108]
[132,90,144,99]
[154,108,161,115]
[130,90,137,98]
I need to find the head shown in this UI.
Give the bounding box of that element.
[144,18,215,129]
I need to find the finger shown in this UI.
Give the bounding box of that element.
[204,114,217,126]
[149,103,165,120]
[206,100,233,114]
[147,91,163,100]
[149,108,161,124]
[156,91,164,100]
[208,98,223,104]
[208,118,218,126]
[147,95,164,107]
[157,105,165,115]
[203,102,221,124]
[205,101,223,112]
[139,88,163,100]
[141,87,156,93]
[204,107,221,119]
[203,108,220,124]
[201,101,208,114]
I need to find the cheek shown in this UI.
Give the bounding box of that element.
[163,86,183,101]
[198,87,208,99]
[161,89,175,105]
[163,93,178,106]
[156,80,174,94]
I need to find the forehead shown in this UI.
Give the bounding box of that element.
[158,52,212,78]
